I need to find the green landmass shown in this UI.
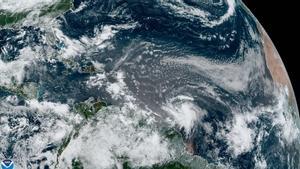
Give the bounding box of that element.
[75,98,107,119]
[0,0,73,26]
[0,86,27,98]
[0,11,28,26]
[80,64,97,74]
[40,0,73,17]
[72,159,84,169]
[57,134,72,157]
[122,161,191,169]
[152,162,190,169]
[0,82,38,99]
[164,128,182,140]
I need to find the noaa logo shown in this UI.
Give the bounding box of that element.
[1,160,14,169]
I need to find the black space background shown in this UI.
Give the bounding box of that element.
[242,0,299,105]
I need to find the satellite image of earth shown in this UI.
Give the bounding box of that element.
[0,0,299,168]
